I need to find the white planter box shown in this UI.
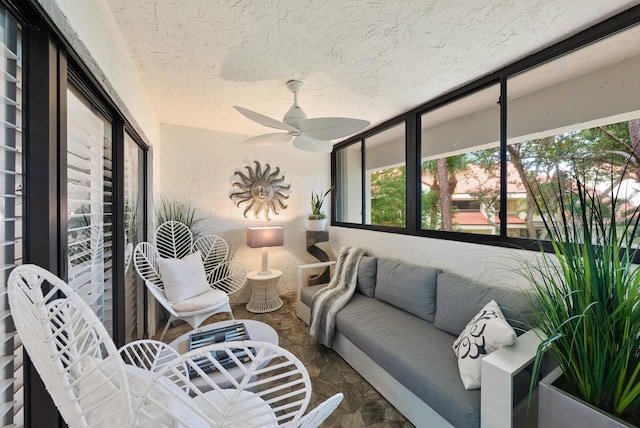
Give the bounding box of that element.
[539,367,636,428]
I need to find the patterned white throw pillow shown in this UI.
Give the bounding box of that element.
[453,299,516,389]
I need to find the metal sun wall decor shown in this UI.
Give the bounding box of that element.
[230,161,290,220]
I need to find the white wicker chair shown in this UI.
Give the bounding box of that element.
[194,234,248,295]
[297,393,344,428]
[153,221,247,296]
[137,340,314,427]
[8,264,138,427]
[154,220,193,259]
[119,339,181,372]
[134,221,247,339]
[9,264,341,428]
[134,241,233,340]
[193,234,229,272]
[124,242,134,274]
[119,339,190,394]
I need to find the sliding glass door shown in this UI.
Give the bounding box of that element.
[66,84,113,334]
[124,131,144,341]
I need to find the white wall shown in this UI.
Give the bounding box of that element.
[160,124,333,302]
[331,227,538,289]
[36,0,161,150]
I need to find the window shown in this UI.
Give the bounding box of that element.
[333,13,640,253]
[420,85,500,234]
[335,141,362,223]
[507,24,640,241]
[334,122,407,227]
[366,122,406,227]
[0,9,23,426]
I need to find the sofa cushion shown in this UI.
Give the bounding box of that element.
[355,256,377,297]
[336,294,480,428]
[453,299,517,389]
[374,258,440,322]
[434,272,534,336]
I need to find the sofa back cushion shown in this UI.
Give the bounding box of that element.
[434,272,534,336]
[355,256,378,297]
[374,258,440,322]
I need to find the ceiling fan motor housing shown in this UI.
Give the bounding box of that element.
[283,104,307,129]
[283,80,307,129]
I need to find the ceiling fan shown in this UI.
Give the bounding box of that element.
[234,80,370,153]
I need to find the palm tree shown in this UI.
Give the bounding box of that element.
[422,155,468,231]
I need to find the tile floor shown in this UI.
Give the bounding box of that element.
[160,293,414,427]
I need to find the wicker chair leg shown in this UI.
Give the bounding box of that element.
[159,315,175,341]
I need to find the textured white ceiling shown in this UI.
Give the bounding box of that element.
[104,0,639,140]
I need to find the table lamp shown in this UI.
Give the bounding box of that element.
[246,227,284,275]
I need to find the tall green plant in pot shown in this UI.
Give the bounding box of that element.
[308,186,333,231]
[523,161,640,426]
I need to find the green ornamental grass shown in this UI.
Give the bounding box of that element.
[155,198,202,237]
[524,164,640,420]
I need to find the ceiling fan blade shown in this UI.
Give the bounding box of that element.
[241,133,292,146]
[234,106,299,133]
[300,117,370,140]
[292,135,333,153]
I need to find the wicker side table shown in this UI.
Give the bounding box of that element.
[246,269,283,313]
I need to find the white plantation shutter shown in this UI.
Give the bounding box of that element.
[0,9,23,427]
[103,126,114,331]
[67,86,113,335]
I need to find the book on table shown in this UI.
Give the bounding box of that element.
[187,323,251,377]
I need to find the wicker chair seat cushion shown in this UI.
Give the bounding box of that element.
[170,288,229,312]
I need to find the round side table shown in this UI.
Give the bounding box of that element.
[246,269,283,313]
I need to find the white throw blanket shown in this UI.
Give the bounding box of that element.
[309,246,366,347]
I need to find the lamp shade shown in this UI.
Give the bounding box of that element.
[247,227,284,248]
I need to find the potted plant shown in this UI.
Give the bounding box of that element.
[308,186,334,231]
[522,161,640,427]
[155,197,203,237]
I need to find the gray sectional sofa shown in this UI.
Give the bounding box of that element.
[297,256,542,428]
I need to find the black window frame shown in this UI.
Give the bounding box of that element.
[6,0,153,426]
[332,4,640,255]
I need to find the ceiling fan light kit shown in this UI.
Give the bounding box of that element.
[234,80,370,153]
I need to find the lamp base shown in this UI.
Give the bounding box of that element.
[260,247,271,275]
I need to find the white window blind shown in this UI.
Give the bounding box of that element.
[67,86,113,335]
[0,9,23,427]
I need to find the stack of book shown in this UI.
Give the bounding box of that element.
[187,323,251,377]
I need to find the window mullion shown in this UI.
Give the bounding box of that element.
[405,114,418,231]
[499,77,508,238]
